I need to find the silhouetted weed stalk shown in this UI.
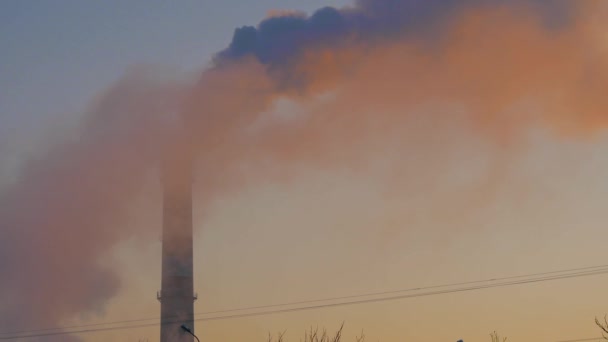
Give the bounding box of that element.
[596,315,608,340]
[268,323,512,342]
[267,323,365,342]
[490,331,507,342]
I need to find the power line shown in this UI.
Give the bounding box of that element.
[3,267,608,339]
[4,263,608,336]
[194,263,608,317]
[1,265,607,340]
[188,268,608,321]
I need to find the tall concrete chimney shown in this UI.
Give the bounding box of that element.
[158,150,196,342]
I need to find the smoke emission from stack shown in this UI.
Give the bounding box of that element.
[0,69,189,341]
[1,1,607,340]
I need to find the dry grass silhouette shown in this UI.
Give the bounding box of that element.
[490,331,507,342]
[267,323,365,342]
[267,323,512,341]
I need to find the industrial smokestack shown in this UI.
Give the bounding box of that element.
[158,146,196,342]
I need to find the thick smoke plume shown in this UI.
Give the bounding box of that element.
[0,68,188,340]
[0,0,607,339]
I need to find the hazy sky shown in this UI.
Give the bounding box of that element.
[0,0,349,181]
[2,1,608,342]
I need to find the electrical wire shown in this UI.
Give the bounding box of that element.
[1,265,607,340]
[4,263,608,336]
